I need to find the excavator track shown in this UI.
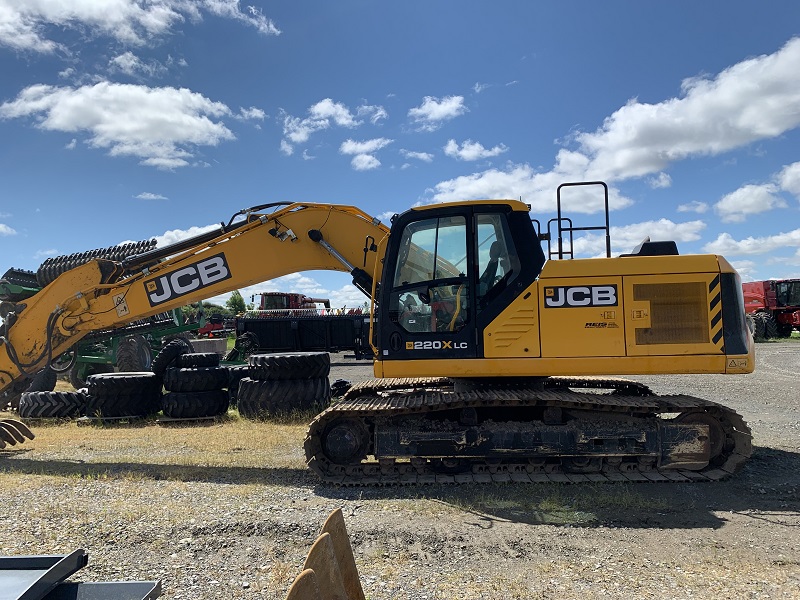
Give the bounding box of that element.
[304,377,752,485]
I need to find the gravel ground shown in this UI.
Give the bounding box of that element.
[1,342,799,599]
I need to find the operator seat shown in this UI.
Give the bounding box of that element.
[479,241,502,293]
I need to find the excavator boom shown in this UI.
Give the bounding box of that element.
[0,203,388,391]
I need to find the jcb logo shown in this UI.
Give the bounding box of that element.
[544,285,617,308]
[406,341,468,350]
[145,253,231,307]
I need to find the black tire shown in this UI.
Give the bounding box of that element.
[752,313,766,341]
[3,366,60,410]
[19,390,87,418]
[85,372,161,417]
[116,335,152,372]
[763,313,779,339]
[69,363,114,390]
[175,352,220,368]
[28,367,58,393]
[777,322,794,338]
[152,338,193,378]
[87,372,160,395]
[161,390,229,418]
[237,377,331,420]
[164,334,195,351]
[248,352,330,381]
[163,366,229,393]
[226,365,250,408]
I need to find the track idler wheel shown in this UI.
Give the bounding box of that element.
[675,410,729,465]
[321,418,370,465]
[562,457,604,474]
[429,458,471,474]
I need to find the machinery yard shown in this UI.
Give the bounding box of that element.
[1,341,798,600]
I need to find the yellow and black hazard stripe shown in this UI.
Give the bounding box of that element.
[709,275,724,350]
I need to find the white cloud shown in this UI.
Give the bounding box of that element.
[206,2,280,36]
[339,138,392,155]
[0,82,237,170]
[432,163,633,213]
[280,98,361,153]
[65,138,77,150]
[408,95,467,131]
[431,38,800,213]
[703,229,800,255]
[713,183,786,223]
[0,0,279,54]
[135,192,167,200]
[310,98,358,127]
[154,224,221,248]
[400,149,434,162]
[473,82,490,94]
[779,161,800,198]
[357,104,388,124]
[575,37,800,181]
[677,201,709,213]
[109,52,167,78]
[647,172,672,189]
[0,224,17,236]
[236,106,265,121]
[571,219,706,257]
[340,138,392,171]
[34,248,58,260]
[350,154,381,171]
[730,260,757,281]
[444,139,508,161]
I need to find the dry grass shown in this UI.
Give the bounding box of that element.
[0,408,314,481]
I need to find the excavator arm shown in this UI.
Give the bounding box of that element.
[0,202,389,395]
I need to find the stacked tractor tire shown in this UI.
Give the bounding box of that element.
[153,339,229,418]
[15,340,331,421]
[237,352,332,420]
[17,371,161,419]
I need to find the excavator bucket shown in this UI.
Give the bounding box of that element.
[285,508,365,600]
[0,418,34,448]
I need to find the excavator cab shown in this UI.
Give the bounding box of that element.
[378,201,545,361]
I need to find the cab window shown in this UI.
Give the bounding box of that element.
[390,216,469,333]
[476,213,518,310]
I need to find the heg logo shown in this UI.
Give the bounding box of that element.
[145,253,231,307]
[406,340,468,350]
[544,285,618,308]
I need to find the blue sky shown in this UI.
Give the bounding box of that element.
[2,2,800,309]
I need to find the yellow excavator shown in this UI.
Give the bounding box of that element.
[0,182,753,482]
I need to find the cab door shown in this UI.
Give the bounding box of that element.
[378,207,476,361]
